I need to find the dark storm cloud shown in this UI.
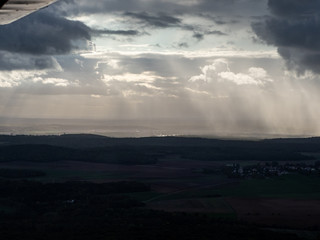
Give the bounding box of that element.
[207,30,228,36]
[192,30,227,41]
[53,0,260,16]
[268,0,320,17]
[122,11,200,35]
[41,0,265,48]
[0,9,141,59]
[0,12,91,55]
[92,29,140,36]
[124,12,181,28]
[0,52,59,70]
[198,14,241,26]
[176,42,189,48]
[50,0,265,31]
[252,0,320,74]
[193,33,204,41]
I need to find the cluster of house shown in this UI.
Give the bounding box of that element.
[223,161,320,178]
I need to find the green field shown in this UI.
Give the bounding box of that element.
[218,174,320,198]
[153,174,320,201]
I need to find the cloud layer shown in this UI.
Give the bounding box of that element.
[253,0,320,74]
[1,0,320,137]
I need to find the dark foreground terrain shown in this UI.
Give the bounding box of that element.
[0,134,319,239]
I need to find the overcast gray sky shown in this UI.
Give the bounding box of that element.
[1,0,320,136]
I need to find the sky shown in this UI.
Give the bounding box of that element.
[1,0,320,137]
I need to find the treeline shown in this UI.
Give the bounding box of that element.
[0,145,159,164]
[0,143,313,164]
[177,146,312,161]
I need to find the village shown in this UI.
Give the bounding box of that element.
[223,161,320,179]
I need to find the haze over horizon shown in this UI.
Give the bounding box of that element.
[1,0,320,137]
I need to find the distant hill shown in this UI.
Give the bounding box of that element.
[1,133,320,148]
[0,134,317,164]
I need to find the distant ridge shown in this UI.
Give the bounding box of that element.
[1,133,320,149]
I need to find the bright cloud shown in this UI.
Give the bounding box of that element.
[102,72,166,83]
[33,77,72,87]
[190,59,272,86]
